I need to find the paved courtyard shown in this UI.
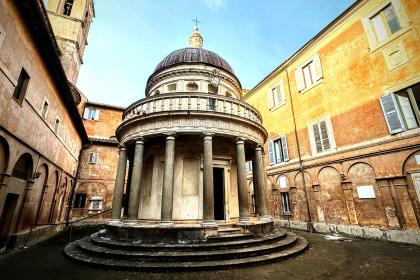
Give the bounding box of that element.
[0,226,419,280]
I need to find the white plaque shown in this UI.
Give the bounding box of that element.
[357,185,376,199]
[278,176,288,189]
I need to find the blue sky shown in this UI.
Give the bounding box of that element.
[77,0,355,107]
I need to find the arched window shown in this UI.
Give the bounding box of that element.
[12,153,33,180]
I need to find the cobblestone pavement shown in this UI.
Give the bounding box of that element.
[0,226,419,280]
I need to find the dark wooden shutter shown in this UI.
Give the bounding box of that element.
[280,136,289,161]
[319,120,331,151]
[268,141,275,165]
[380,93,405,134]
[312,124,323,153]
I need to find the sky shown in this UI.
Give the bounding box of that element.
[76,0,355,107]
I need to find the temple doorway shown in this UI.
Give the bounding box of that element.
[213,167,225,221]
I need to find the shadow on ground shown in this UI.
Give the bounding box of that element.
[0,226,419,280]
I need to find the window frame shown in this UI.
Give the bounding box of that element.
[280,192,291,215]
[63,0,74,16]
[73,193,87,209]
[267,80,285,111]
[295,53,323,93]
[83,107,100,121]
[268,136,289,165]
[41,97,50,120]
[12,68,30,105]
[54,116,61,134]
[361,0,410,52]
[307,115,336,156]
[87,152,99,164]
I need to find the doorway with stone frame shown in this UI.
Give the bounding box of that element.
[213,157,231,223]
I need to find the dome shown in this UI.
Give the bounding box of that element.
[153,47,235,75]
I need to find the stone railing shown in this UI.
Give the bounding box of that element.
[123,93,263,125]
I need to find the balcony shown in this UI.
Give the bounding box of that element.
[118,93,267,144]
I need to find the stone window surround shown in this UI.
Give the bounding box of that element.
[361,0,411,52]
[267,79,286,111]
[307,114,337,156]
[295,53,323,94]
[41,96,50,120]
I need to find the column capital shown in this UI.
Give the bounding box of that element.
[255,144,263,151]
[235,137,246,144]
[135,137,144,145]
[163,132,176,140]
[202,132,214,140]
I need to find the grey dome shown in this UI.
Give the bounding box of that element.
[153,47,235,75]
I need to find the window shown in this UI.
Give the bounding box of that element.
[295,54,323,92]
[281,192,291,214]
[308,117,336,155]
[208,98,216,111]
[73,193,86,208]
[54,117,60,134]
[371,4,401,43]
[267,81,285,110]
[63,0,74,16]
[268,136,289,165]
[83,107,100,120]
[0,23,5,49]
[245,161,253,172]
[167,83,177,92]
[380,83,420,134]
[89,197,103,210]
[41,99,49,119]
[12,69,30,104]
[87,152,99,164]
[362,0,408,50]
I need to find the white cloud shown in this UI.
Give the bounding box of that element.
[203,0,226,10]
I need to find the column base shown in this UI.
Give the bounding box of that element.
[239,218,253,225]
[258,215,273,222]
[124,219,140,225]
[201,220,217,228]
[159,220,174,227]
[108,219,122,225]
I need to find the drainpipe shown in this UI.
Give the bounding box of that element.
[285,68,314,232]
[65,144,88,227]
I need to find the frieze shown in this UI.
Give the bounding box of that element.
[119,117,266,145]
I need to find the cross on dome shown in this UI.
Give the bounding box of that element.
[188,21,203,48]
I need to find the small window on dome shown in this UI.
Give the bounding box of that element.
[154,90,160,95]
[208,84,217,94]
[226,91,232,97]
[186,82,198,91]
[167,83,177,92]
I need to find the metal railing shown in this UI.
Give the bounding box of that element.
[123,92,263,125]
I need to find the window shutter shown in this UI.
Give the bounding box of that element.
[276,83,283,105]
[380,93,405,134]
[266,89,274,109]
[94,109,100,121]
[268,141,276,165]
[312,123,323,153]
[295,68,305,91]
[94,153,99,164]
[313,53,323,80]
[319,121,331,151]
[280,136,289,161]
[83,108,89,119]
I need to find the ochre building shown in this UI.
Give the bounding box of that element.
[244,0,420,242]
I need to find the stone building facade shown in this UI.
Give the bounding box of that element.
[244,0,420,243]
[0,0,88,250]
[72,102,124,220]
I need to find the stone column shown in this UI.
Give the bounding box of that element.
[202,133,215,226]
[160,133,176,226]
[127,138,144,222]
[236,138,250,223]
[110,145,128,221]
[254,144,271,221]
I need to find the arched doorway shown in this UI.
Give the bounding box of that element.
[0,136,9,185]
[0,153,33,247]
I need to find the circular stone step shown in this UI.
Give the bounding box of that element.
[64,236,308,270]
[64,231,308,270]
